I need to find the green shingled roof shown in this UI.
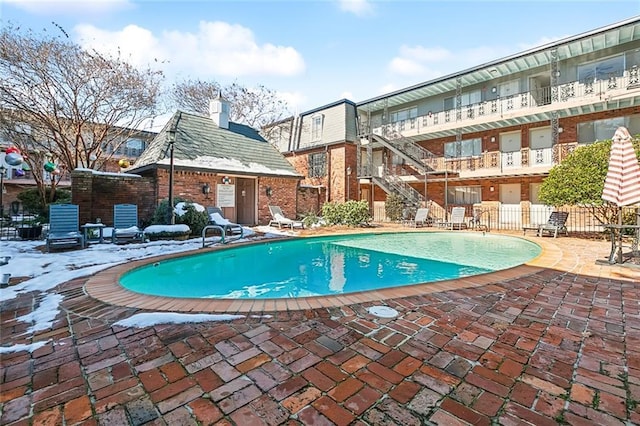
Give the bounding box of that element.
[129,111,301,178]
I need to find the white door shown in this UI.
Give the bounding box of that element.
[500,131,522,169]
[500,183,521,226]
[529,127,553,166]
[530,183,553,225]
[373,151,384,177]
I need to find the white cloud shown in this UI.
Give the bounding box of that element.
[4,0,133,16]
[74,21,306,79]
[519,35,567,52]
[387,43,518,80]
[339,91,354,101]
[337,0,374,16]
[278,91,307,114]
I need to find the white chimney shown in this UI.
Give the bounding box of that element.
[209,96,230,129]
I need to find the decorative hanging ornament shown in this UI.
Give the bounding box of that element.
[89,153,97,162]
[118,159,130,168]
[5,146,20,155]
[44,161,57,172]
[4,152,23,166]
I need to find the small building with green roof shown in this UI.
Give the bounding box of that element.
[127,98,303,225]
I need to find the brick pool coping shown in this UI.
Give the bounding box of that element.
[85,230,565,314]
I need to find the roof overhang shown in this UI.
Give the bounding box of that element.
[127,163,303,180]
[357,17,640,114]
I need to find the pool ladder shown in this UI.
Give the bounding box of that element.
[201,225,244,248]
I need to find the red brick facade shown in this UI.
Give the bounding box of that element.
[284,142,358,205]
[72,169,301,226]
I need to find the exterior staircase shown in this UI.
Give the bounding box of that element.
[372,166,425,207]
[371,129,446,175]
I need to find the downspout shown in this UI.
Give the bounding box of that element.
[325,144,330,203]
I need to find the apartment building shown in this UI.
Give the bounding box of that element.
[267,17,640,225]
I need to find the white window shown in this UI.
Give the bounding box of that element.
[390,107,417,123]
[444,90,482,110]
[498,80,519,97]
[577,116,626,144]
[125,138,145,156]
[578,54,624,83]
[444,138,482,158]
[447,186,482,205]
[311,114,323,141]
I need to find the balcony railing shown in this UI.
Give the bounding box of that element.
[368,67,640,138]
[363,142,578,179]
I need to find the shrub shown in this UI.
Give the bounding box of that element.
[143,224,191,241]
[16,187,71,221]
[321,200,370,227]
[321,202,341,225]
[174,202,209,236]
[301,211,322,228]
[385,193,405,222]
[151,197,186,225]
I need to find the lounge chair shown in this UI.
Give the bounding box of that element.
[112,204,146,244]
[404,207,431,228]
[440,207,467,230]
[46,204,85,252]
[534,211,569,238]
[207,206,243,236]
[268,205,304,229]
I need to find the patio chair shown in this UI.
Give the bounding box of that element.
[405,207,431,228]
[46,204,85,252]
[268,205,304,229]
[536,211,569,238]
[112,204,146,244]
[440,207,467,230]
[206,206,243,236]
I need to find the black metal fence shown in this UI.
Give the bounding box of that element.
[0,202,45,241]
[373,203,640,235]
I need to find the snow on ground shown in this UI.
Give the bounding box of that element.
[0,225,299,350]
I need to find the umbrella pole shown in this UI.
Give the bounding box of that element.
[617,207,623,264]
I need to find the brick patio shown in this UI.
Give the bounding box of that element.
[1,232,640,425]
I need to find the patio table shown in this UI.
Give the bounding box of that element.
[603,223,640,264]
[81,223,106,244]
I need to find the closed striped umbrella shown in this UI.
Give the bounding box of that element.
[602,126,640,263]
[602,126,640,207]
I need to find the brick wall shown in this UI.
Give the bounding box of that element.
[284,142,356,204]
[71,170,156,226]
[73,169,302,227]
[297,186,326,216]
[259,176,300,223]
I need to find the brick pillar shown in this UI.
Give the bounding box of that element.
[71,170,94,225]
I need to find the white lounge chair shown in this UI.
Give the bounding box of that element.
[207,206,243,235]
[268,205,304,229]
[441,207,467,230]
[405,207,431,228]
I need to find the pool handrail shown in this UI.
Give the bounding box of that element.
[201,224,244,248]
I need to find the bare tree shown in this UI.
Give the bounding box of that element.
[0,23,163,204]
[169,79,290,138]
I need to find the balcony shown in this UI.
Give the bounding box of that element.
[370,68,640,140]
[363,142,578,181]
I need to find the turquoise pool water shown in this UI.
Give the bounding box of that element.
[119,232,541,299]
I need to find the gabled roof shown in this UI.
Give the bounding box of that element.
[128,111,302,178]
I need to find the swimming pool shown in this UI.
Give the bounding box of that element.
[119,232,541,299]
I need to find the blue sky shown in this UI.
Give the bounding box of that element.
[1,0,639,120]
